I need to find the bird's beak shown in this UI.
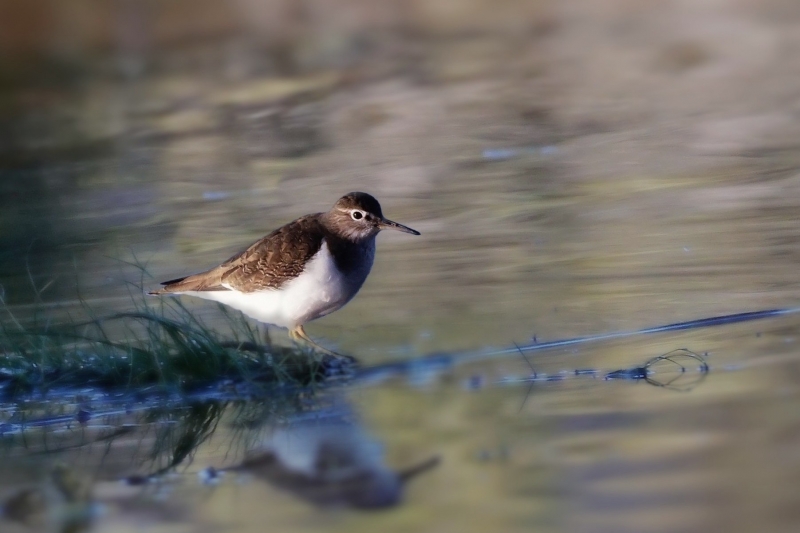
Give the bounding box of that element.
[379,218,420,235]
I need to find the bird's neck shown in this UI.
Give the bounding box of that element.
[323,231,376,276]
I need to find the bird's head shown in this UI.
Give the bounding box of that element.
[325,192,420,242]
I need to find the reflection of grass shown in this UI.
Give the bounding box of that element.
[0,273,328,398]
[0,397,310,528]
[144,400,228,478]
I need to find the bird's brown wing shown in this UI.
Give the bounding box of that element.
[151,215,324,294]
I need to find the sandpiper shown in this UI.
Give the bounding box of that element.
[149,192,419,356]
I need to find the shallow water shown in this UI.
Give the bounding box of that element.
[4,5,800,530]
[0,323,797,533]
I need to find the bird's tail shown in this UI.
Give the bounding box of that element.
[148,271,228,294]
[147,276,189,295]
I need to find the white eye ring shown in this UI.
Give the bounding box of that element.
[351,210,365,220]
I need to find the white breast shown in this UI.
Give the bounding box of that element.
[181,240,370,329]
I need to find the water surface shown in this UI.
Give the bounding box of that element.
[3,10,800,531]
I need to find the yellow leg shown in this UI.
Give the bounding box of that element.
[289,325,341,357]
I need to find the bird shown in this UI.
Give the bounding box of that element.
[149,192,420,357]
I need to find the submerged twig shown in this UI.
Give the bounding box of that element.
[515,342,536,413]
[605,349,709,391]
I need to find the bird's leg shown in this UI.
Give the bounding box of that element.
[289,326,359,371]
[289,325,341,357]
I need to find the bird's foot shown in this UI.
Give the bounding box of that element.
[290,326,359,376]
[289,325,337,355]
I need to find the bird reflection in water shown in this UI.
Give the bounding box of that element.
[232,405,439,509]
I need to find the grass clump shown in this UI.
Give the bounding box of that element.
[0,279,330,399]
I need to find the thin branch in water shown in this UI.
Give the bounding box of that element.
[515,343,537,413]
[605,348,709,392]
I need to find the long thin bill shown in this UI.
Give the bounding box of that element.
[380,218,420,235]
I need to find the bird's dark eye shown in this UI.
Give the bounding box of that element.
[351,211,364,220]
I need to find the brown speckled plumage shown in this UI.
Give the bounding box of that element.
[151,214,327,293]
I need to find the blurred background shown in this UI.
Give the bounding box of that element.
[2,0,800,356]
[2,1,800,532]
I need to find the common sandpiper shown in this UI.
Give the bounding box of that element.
[149,192,420,356]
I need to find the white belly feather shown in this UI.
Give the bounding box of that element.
[180,240,370,329]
